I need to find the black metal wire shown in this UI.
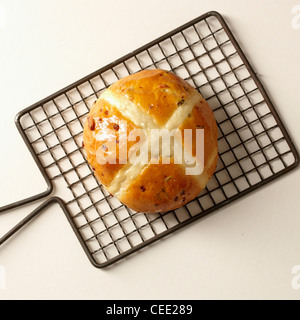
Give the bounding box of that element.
[0,11,298,268]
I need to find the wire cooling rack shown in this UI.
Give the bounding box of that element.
[0,11,298,268]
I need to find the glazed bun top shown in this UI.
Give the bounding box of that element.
[83,69,218,213]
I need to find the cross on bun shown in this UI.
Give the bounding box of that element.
[83,69,218,213]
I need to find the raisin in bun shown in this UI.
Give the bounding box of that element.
[83,69,218,213]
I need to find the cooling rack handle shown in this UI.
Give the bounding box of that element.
[0,197,63,247]
[0,185,53,214]
[0,111,55,214]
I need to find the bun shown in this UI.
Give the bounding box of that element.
[83,69,218,213]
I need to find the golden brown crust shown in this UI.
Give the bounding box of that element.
[179,99,218,164]
[83,69,218,213]
[83,99,139,188]
[177,98,218,190]
[108,69,195,126]
[118,159,201,213]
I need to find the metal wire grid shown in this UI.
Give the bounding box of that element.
[8,12,299,267]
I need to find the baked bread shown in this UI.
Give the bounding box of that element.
[83,69,218,213]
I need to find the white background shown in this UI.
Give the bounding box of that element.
[0,0,300,300]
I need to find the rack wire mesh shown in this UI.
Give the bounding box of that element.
[1,11,298,267]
